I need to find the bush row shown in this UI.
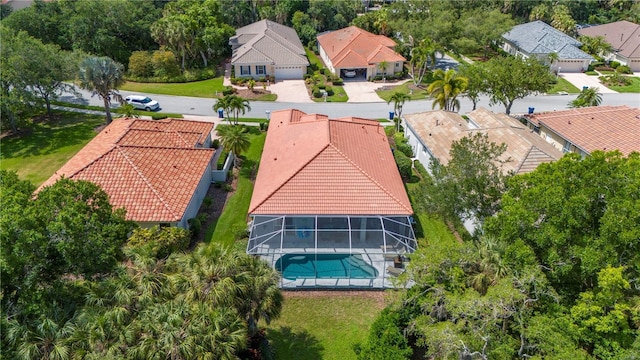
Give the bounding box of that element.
[126,50,216,83]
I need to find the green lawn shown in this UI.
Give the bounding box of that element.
[608,76,640,93]
[376,82,429,102]
[120,78,226,97]
[51,100,183,119]
[267,294,386,360]
[306,48,325,69]
[205,128,266,248]
[0,112,104,186]
[549,77,580,94]
[312,85,349,103]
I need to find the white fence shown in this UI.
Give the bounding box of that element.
[211,146,234,182]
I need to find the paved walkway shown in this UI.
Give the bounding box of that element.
[560,72,618,94]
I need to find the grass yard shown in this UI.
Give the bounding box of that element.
[0,112,104,186]
[549,77,580,94]
[376,82,429,101]
[205,127,266,248]
[608,76,640,93]
[306,48,325,69]
[267,293,388,360]
[120,77,226,98]
[311,85,349,103]
[51,101,183,119]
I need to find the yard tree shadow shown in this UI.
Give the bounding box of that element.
[267,326,323,360]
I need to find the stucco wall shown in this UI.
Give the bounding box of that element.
[179,162,213,228]
[403,120,436,175]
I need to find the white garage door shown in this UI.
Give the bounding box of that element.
[275,66,303,80]
[629,60,640,72]
[557,60,585,72]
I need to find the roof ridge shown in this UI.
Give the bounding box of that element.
[62,145,119,181]
[515,145,533,173]
[328,143,413,214]
[116,146,181,221]
[249,143,331,214]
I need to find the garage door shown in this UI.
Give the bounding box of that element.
[557,60,585,72]
[275,66,303,80]
[629,60,640,72]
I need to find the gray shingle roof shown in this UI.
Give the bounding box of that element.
[503,20,594,60]
[230,20,309,66]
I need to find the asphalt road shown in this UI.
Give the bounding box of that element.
[61,88,640,120]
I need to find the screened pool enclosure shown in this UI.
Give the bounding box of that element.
[247,215,417,288]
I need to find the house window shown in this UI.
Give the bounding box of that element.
[395,62,401,69]
[562,140,571,153]
[240,66,251,75]
[422,145,427,153]
[256,65,266,75]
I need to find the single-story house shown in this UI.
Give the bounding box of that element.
[229,19,309,80]
[403,107,563,175]
[578,20,640,72]
[502,20,594,72]
[521,105,640,157]
[38,118,216,228]
[247,109,416,288]
[317,26,406,80]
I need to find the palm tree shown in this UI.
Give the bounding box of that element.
[4,309,77,360]
[409,38,439,86]
[119,103,140,119]
[217,125,251,168]
[426,69,469,112]
[569,86,602,108]
[547,51,560,71]
[387,92,411,132]
[233,255,283,337]
[213,95,251,126]
[78,56,125,125]
[378,60,388,80]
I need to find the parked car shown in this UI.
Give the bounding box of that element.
[125,95,160,111]
[343,70,357,78]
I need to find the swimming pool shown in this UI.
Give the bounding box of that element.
[275,253,378,279]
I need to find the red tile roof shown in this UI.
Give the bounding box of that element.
[39,118,215,223]
[523,106,640,155]
[249,109,412,215]
[317,26,405,69]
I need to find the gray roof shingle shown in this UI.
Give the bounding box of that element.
[230,20,309,66]
[503,20,594,60]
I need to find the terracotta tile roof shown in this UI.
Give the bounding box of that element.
[317,26,405,69]
[249,109,412,215]
[522,106,640,155]
[578,21,640,59]
[404,108,563,174]
[38,118,215,223]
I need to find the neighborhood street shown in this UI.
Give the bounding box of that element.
[61,88,640,120]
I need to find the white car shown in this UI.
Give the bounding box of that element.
[125,95,160,111]
[343,70,357,78]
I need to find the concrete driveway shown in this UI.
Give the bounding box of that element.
[342,80,386,102]
[559,73,618,94]
[269,80,313,103]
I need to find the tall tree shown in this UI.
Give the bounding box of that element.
[426,69,468,112]
[388,92,411,131]
[77,56,125,125]
[569,86,603,108]
[579,35,613,60]
[421,133,511,227]
[408,38,439,87]
[482,56,554,115]
[213,95,251,126]
[217,125,251,168]
[458,63,486,110]
[455,9,514,60]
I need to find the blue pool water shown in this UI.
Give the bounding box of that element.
[275,254,379,279]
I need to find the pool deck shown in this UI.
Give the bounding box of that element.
[259,249,414,289]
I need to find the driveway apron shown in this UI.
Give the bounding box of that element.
[559,73,618,94]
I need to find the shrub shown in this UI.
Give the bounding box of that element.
[202,196,213,209]
[312,88,323,98]
[222,86,235,96]
[317,83,326,90]
[223,183,234,192]
[211,139,220,149]
[373,75,383,81]
[325,86,334,96]
[128,226,190,259]
[332,78,343,86]
[354,308,413,360]
[616,65,632,74]
[396,142,413,157]
[152,115,168,120]
[610,61,620,69]
[128,51,154,78]
[394,150,412,179]
[259,121,269,131]
[313,74,322,83]
[323,68,332,76]
[188,218,202,239]
[152,49,181,78]
[413,160,430,179]
[258,76,267,82]
[231,223,249,240]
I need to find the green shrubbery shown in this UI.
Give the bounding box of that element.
[394,150,412,179]
[126,49,216,83]
[127,226,190,259]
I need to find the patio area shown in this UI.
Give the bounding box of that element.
[247,215,417,289]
